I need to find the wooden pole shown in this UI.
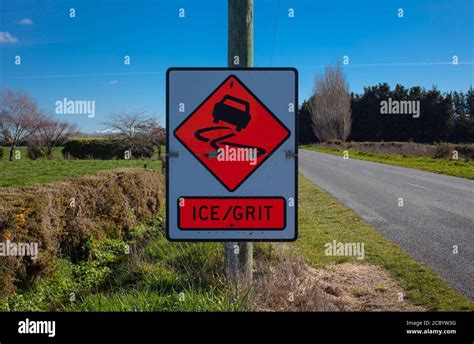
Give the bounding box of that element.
[228,0,253,67]
[225,0,254,285]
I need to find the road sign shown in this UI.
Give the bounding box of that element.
[167,68,297,241]
[174,74,290,191]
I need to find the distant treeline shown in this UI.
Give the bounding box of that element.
[299,84,474,143]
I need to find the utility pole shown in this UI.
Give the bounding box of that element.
[228,0,253,67]
[225,0,254,285]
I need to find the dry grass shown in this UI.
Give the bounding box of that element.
[319,141,474,160]
[252,246,425,312]
[0,168,165,298]
[304,144,474,179]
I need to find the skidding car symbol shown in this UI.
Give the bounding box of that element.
[212,95,251,132]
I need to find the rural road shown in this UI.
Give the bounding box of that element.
[299,149,474,300]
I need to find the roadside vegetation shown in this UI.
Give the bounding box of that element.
[301,144,474,180]
[294,175,474,311]
[0,167,245,312]
[3,169,472,312]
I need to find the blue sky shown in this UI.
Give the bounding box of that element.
[0,0,472,132]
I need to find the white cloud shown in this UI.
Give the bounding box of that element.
[18,18,33,25]
[0,32,19,43]
[96,128,121,134]
[108,80,120,85]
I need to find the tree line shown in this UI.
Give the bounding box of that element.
[299,67,474,144]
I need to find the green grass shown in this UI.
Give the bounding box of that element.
[0,145,165,188]
[63,230,241,311]
[301,145,474,180]
[5,217,246,312]
[293,174,474,311]
[1,146,64,160]
[63,288,236,312]
[0,159,162,188]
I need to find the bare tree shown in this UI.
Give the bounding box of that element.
[0,88,42,161]
[102,111,162,158]
[102,111,156,139]
[30,117,77,159]
[308,64,352,141]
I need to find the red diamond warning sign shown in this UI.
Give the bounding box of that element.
[174,75,290,191]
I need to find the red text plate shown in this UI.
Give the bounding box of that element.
[178,197,286,230]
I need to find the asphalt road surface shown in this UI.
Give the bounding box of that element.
[299,149,474,300]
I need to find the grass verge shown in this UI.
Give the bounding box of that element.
[301,145,474,180]
[293,174,474,311]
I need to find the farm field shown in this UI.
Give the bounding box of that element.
[0,159,162,188]
[0,146,163,188]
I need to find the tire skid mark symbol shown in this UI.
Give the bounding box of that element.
[194,126,266,158]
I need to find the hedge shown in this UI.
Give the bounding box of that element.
[62,138,154,160]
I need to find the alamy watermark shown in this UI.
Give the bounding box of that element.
[18,318,55,338]
[0,240,39,260]
[55,97,95,118]
[325,240,365,260]
[217,145,257,166]
[380,97,420,118]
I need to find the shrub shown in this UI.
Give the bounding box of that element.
[456,144,474,161]
[129,145,154,159]
[26,145,45,160]
[326,139,343,145]
[114,139,154,160]
[434,143,453,159]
